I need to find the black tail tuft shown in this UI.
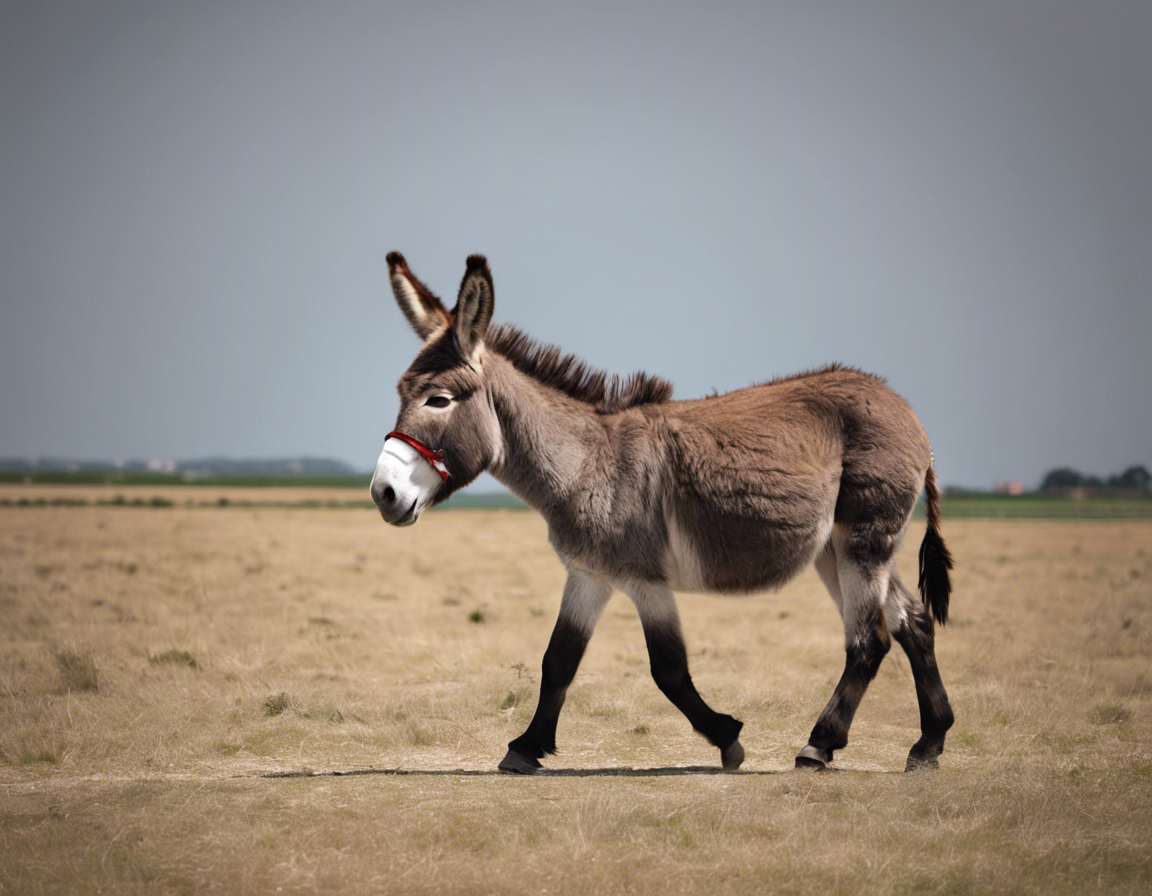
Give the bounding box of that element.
[918,525,953,625]
[918,462,952,626]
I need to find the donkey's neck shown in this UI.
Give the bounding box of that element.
[484,353,605,518]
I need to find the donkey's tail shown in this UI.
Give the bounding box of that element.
[917,462,953,626]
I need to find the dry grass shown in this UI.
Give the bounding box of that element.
[53,647,99,693]
[1,499,1150,894]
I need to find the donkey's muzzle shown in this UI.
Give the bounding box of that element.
[370,438,444,526]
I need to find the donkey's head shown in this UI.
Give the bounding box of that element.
[370,252,500,525]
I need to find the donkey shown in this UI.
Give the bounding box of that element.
[371,252,955,774]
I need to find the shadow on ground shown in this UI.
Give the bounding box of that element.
[256,765,790,779]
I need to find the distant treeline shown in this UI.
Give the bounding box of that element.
[1039,465,1150,495]
[0,456,364,479]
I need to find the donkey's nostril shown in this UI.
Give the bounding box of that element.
[383,486,395,505]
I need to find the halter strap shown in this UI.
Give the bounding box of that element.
[385,431,450,481]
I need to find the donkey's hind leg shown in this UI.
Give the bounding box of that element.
[628,583,745,770]
[500,570,612,774]
[888,571,954,770]
[796,535,892,769]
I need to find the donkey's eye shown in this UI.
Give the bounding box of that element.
[424,395,452,409]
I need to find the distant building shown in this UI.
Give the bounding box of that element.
[994,481,1025,495]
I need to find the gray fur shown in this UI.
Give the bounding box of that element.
[378,254,955,771]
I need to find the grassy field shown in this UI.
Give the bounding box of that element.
[933,494,1152,520]
[0,481,519,511]
[1,498,1150,894]
[2,480,1152,519]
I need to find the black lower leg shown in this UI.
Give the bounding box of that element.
[798,625,890,768]
[643,622,743,751]
[506,617,590,763]
[893,609,954,770]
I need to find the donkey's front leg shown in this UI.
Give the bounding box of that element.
[499,570,612,774]
[628,583,745,770]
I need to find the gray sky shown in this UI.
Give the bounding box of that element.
[2,0,1149,489]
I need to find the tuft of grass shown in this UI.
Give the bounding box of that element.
[19,750,59,765]
[148,649,198,669]
[54,648,98,692]
[262,692,293,717]
[468,609,487,623]
[1115,673,1148,698]
[299,706,345,724]
[1089,702,1131,725]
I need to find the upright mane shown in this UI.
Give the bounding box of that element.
[486,325,673,414]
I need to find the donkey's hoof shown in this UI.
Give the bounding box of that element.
[498,749,542,775]
[721,739,745,771]
[904,737,944,772]
[794,744,832,770]
[904,748,942,772]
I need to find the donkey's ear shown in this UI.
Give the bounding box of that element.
[387,251,451,340]
[452,255,494,359]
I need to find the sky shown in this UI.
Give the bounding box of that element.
[2,0,1149,490]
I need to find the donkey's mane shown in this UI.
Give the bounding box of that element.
[486,324,673,414]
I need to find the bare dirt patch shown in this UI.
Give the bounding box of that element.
[1,506,1150,894]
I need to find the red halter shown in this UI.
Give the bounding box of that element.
[385,431,450,481]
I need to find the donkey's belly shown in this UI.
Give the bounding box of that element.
[664,502,834,594]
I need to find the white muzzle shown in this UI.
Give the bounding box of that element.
[370,438,445,526]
